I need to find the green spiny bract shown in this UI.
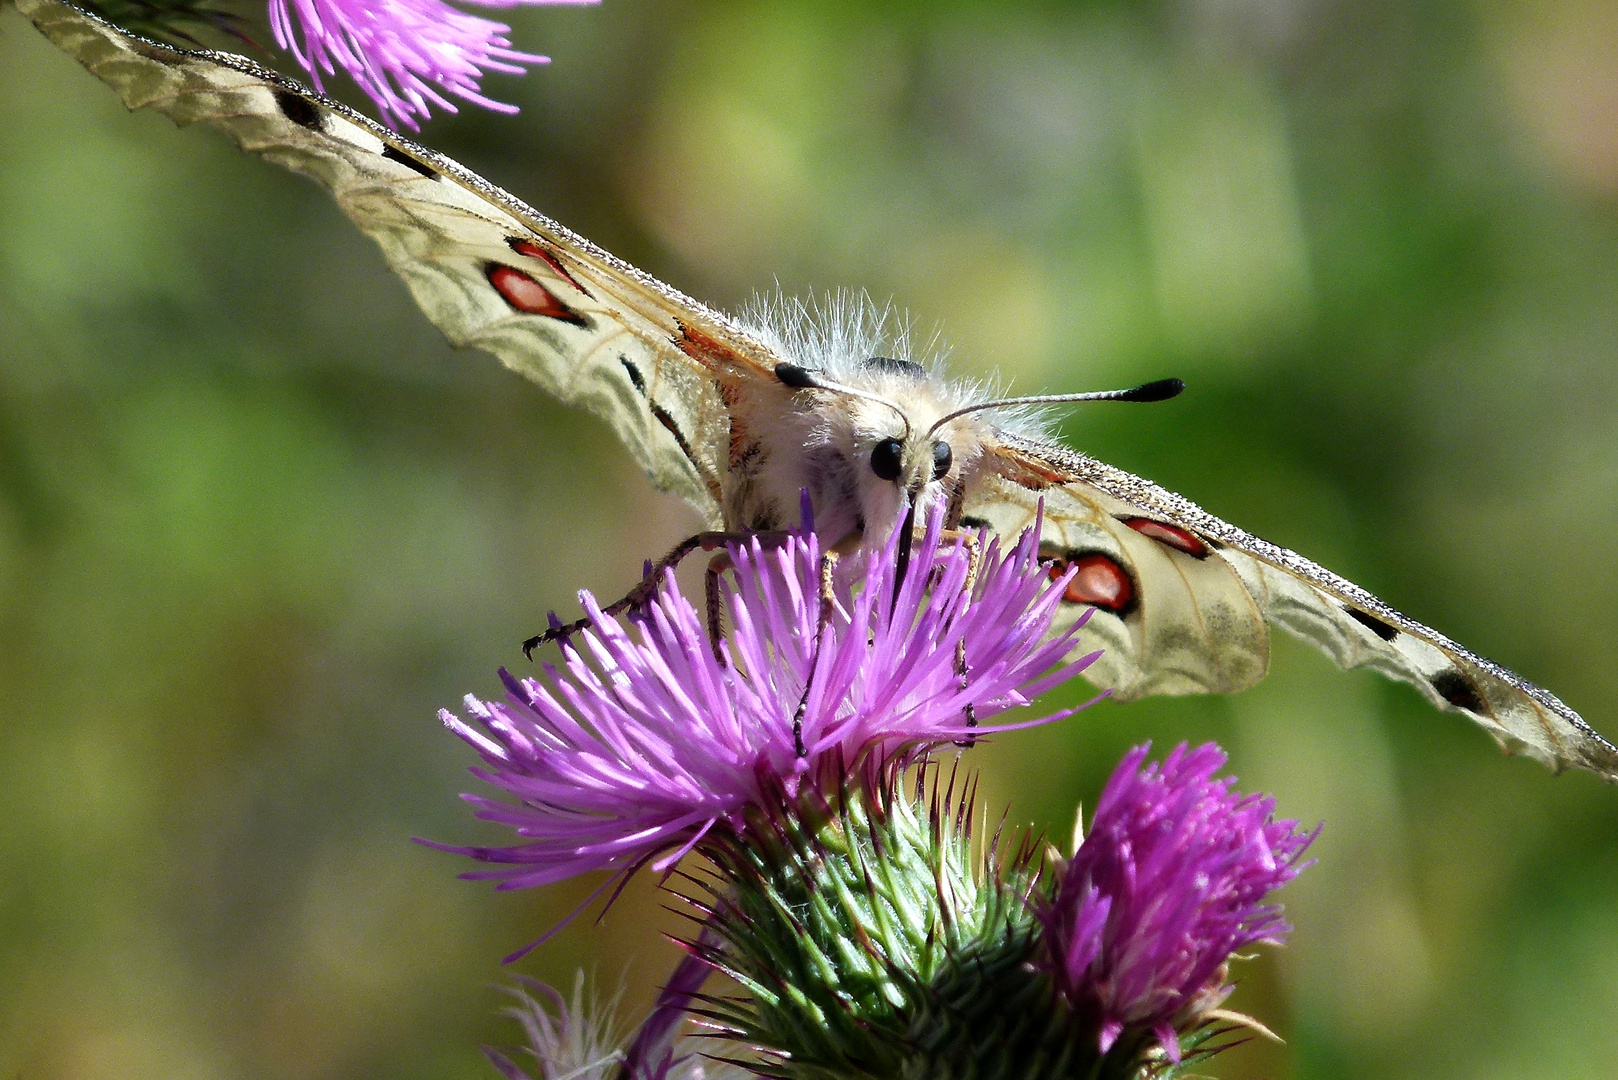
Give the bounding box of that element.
[679,770,1237,1080]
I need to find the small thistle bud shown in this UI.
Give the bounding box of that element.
[1037,743,1319,1066]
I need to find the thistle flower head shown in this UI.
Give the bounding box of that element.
[431,508,1100,893]
[268,0,597,130]
[1040,742,1319,1062]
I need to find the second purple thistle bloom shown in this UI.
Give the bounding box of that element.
[433,510,1103,892]
[1040,742,1320,1062]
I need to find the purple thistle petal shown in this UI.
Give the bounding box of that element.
[1040,742,1319,1061]
[268,0,598,130]
[430,507,1099,891]
[619,929,720,1080]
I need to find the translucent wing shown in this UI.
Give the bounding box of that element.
[17,0,788,525]
[965,432,1618,782]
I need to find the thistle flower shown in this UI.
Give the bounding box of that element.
[268,0,597,130]
[429,509,1100,894]
[1039,743,1319,1063]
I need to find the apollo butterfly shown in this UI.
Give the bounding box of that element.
[20,0,1617,780]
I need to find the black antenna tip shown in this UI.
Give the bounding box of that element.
[1120,377,1184,403]
[775,363,818,389]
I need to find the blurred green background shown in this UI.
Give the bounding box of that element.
[3,0,1617,1076]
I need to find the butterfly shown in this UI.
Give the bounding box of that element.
[20,0,1618,781]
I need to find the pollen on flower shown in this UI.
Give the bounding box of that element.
[424,508,1102,895]
[268,0,599,130]
[1039,742,1319,1063]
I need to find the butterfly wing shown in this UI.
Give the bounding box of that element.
[17,0,792,525]
[967,431,1618,782]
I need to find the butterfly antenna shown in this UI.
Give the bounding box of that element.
[924,378,1184,437]
[776,363,912,440]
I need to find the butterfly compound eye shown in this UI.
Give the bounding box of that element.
[870,438,904,482]
[931,440,952,480]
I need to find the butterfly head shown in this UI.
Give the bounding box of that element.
[769,358,988,548]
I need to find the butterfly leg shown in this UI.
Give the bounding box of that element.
[790,548,843,757]
[937,527,983,742]
[523,530,750,658]
[703,551,733,665]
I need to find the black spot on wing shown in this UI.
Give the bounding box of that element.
[1346,607,1400,642]
[651,404,698,467]
[616,368,720,503]
[1431,669,1485,713]
[381,144,437,178]
[959,515,993,530]
[620,357,647,396]
[862,356,928,379]
[273,89,324,132]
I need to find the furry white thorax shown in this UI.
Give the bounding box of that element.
[727,293,1046,552]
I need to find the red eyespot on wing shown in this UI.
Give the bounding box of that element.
[1123,517,1208,558]
[1051,553,1136,613]
[486,264,587,325]
[505,237,592,297]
